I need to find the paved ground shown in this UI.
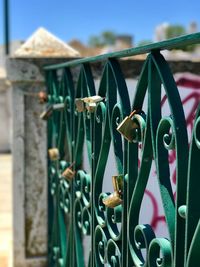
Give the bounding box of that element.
[0,154,12,267]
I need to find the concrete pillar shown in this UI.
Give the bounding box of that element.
[7,55,80,267]
[0,75,12,152]
[7,58,47,267]
[6,26,80,267]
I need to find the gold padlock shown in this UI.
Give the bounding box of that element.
[40,104,53,120]
[117,110,145,142]
[83,96,103,103]
[103,175,124,208]
[62,162,76,181]
[62,168,75,181]
[83,96,104,113]
[48,148,60,161]
[85,102,97,113]
[103,191,122,208]
[112,175,123,193]
[75,98,85,112]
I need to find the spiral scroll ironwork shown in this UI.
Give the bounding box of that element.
[45,33,200,267]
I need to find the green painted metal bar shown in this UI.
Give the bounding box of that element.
[44,32,200,70]
[45,33,200,267]
[4,0,10,55]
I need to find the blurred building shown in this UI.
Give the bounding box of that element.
[101,34,133,54]
[154,21,199,42]
[69,39,102,57]
[154,22,170,42]
[188,22,198,34]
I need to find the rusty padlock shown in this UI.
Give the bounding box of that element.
[103,175,123,208]
[38,91,48,104]
[83,96,104,113]
[40,104,53,120]
[48,148,60,161]
[62,162,76,181]
[75,98,85,112]
[117,110,145,142]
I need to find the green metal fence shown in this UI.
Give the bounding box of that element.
[44,32,200,267]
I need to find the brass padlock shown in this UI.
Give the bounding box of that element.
[103,175,123,208]
[62,168,75,181]
[48,148,60,161]
[62,162,76,181]
[40,104,53,120]
[83,96,103,103]
[75,98,85,112]
[117,110,145,142]
[103,191,122,208]
[85,102,97,113]
[83,96,104,113]
[112,175,123,193]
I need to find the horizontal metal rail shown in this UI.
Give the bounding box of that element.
[44,32,200,70]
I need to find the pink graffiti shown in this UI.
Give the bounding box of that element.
[144,74,200,231]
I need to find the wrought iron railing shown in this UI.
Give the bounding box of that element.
[44,32,200,267]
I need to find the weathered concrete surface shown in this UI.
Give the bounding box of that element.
[8,57,49,267]
[24,91,47,256]
[0,78,12,152]
[0,154,12,267]
[7,55,78,267]
[12,82,48,267]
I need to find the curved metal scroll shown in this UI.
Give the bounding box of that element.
[45,51,200,267]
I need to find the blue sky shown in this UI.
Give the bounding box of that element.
[1,0,200,45]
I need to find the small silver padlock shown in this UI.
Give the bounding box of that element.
[48,148,60,161]
[53,103,65,111]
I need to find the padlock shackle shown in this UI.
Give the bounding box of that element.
[129,109,140,118]
[68,161,75,169]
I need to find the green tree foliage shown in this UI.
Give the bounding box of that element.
[166,25,186,39]
[88,36,103,47]
[166,24,197,51]
[88,31,116,47]
[101,31,116,45]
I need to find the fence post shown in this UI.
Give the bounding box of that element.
[7,56,78,267]
[7,58,48,267]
